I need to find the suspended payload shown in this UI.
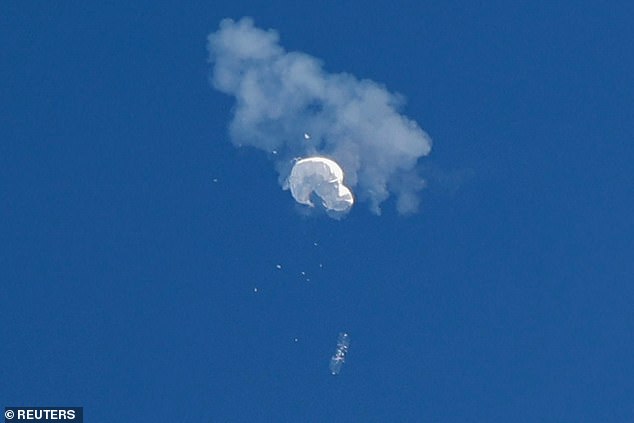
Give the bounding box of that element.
[329,332,350,375]
[288,157,354,212]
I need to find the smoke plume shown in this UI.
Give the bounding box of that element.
[208,18,432,215]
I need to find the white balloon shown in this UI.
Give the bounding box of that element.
[288,157,354,212]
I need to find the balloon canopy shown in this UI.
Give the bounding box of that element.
[288,157,354,212]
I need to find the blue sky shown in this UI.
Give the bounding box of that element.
[1,1,633,421]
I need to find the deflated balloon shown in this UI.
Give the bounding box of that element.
[288,157,354,212]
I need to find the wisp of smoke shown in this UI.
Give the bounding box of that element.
[208,17,432,215]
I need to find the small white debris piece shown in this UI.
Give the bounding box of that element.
[329,356,344,375]
[303,132,311,140]
[212,178,218,183]
[319,263,323,268]
[300,271,306,276]
[272,150,278,155]
[253,287,258,293]
[294,338,298,343]
[313,242,319,246]
[329,332,350,375]
[276,264,282,269]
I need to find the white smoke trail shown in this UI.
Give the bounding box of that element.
[208,18,432,215]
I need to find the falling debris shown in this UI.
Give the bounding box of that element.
[303,132,311,140]
[313,242,319,247]
[212,178,218,183]
[253,287,258,293]
[329,332,350,375]
[294,338,299,343]
[276,264,282,269]
[288,157,354,213]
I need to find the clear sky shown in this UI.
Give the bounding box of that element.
[1,1,633,421]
